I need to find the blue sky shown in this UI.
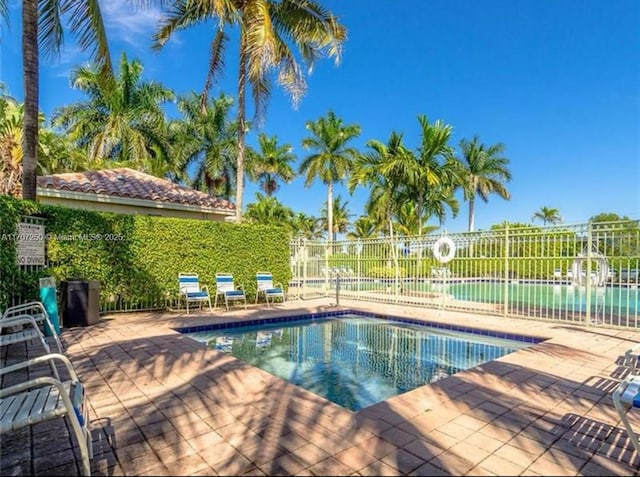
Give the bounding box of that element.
[2,0,639,232]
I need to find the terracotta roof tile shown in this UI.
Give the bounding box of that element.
[37,168,235,211]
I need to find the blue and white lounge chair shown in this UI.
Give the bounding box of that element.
[255,272,285,307]
[178,273,212,314]
[613,374,640,458]
[214,273,247,311]
[0,352,92,476]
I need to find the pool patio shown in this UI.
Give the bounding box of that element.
[3,298,640,476]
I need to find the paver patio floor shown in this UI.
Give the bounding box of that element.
[2,298,640,476]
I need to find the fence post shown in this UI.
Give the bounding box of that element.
[394,237,400,304]
[357,239,362,295]
[585,222,593,326]
[324,239,330,298]
[301,238,308,300]
[503,225,509,317]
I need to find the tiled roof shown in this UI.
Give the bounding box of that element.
[37,168,235,211]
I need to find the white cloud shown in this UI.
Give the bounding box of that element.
[101,0,164,48]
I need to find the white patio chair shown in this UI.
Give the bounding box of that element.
[255,272,285,307]
[178,273,213,314]
[214,273,247,311]
[613,374,640,458]
[0,352,92,476]
[0,315,62,375]
[2,301,63,353]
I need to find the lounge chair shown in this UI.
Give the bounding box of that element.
[431,267,452,279]
[0,352,92,476]
[214,273,247,311]
[2,301,63,353]
[255,272,285,307]
[0,315,62,380]
[178,273,213,314]
[613,374,640,458]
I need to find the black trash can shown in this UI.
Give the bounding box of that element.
[60,279,101,327]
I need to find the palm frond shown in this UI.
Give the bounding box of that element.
[63,0,113,76]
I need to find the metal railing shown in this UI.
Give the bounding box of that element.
[289,220,640,329]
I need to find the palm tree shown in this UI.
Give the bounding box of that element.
[348,132,410,239]
[247,133,296,196]
[152,0,347,222]
[347,215,380,240]
[532,206,562,226]
[53,53,174,174]
[244,192,295,226]
[22,0,112,200]
[170,92,237,198]
[319,194,353,241]
[1,95,87,196]
[0,95,24,196]
[457,135,512,232]
[299,111,360,243]
[292,212,324,240]
[393,202,440,236]
[408,115,459,235]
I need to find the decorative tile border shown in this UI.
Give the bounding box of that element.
[174,309,545,344]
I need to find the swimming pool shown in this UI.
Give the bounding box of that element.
[329,279,640,319]
[421,281,639,315]
[180,311,538,411]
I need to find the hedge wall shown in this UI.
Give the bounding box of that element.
[0,196,291,310]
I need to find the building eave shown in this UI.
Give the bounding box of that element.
[36,187,236,217]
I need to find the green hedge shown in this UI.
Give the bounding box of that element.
[0,196,291,310]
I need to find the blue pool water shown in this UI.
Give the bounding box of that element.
[181,312,535,411]
[340,279,640,317]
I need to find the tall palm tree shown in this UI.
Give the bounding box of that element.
[348,132,410,239]
[532,206,562,226]
[22,0,112,200]
[400,115,458,235]
[247,133,296,196]
[170,92,237,198]
[319,194,353,241]
[152,0,347,222]
[457,135,512,232]
[53,53,174,174]
[299,110,360,243]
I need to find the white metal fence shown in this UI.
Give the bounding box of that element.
[289,220,640,329]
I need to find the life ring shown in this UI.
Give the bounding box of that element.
[433,236,456,264]
[570,253,609,287]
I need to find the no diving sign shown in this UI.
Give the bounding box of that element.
[16,223,45,266]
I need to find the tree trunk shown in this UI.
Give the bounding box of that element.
[468,197,475,232]
[235,44,247,222]
[327,181,333,243]
[22,0,38,201]
[416,190,424,237]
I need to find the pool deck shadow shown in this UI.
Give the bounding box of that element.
[2,298,640,476]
